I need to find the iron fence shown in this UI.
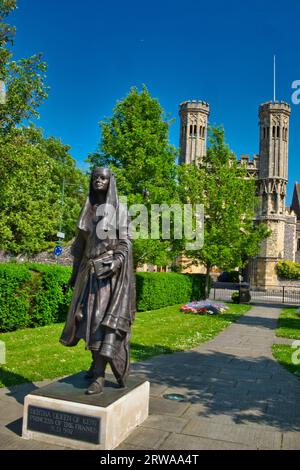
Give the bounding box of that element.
[209,284,300,305]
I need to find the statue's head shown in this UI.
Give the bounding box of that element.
[89,167,114,206]
[91,167,111,194]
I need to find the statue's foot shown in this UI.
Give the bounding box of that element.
[85,377,105,395]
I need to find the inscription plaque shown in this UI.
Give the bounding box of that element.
[27,405,100,444]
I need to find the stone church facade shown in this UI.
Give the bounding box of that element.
[179,99,300,287]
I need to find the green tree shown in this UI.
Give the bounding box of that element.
[0,0,48,133]
[0,130,60,253]
[178,126,270,297]
[88,85,179,267]
[0,127,88,254]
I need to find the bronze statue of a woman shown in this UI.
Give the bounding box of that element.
[60,167,136,395]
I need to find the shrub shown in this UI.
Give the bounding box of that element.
[0,263,32,331]
[276,261,300,280]
[136,272,209,311]
[27,263,72,325]
[231,292,240,303]
[0,263,72,332]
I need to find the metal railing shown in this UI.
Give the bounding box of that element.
[209,283,300,304]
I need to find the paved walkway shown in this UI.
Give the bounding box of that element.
[0,304,300,450]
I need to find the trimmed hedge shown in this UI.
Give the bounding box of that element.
[136,272,209,311]
[0,263,210,331]
[0,263,72,332]
[277,260,300,280]
[27,263,73,326]
[0,263,32,331]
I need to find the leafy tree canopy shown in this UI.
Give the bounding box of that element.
[0,126,88,254]
[88,85,177,205]
[0,0,48,133]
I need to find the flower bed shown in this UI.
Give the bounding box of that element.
[181,300,229,315]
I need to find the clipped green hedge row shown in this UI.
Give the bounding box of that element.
[277,260,300,280]
[0,263,32,331]
[26,263,73,326]
[135,272,209,311]
[0,263,210,331]
[0,263,72,332]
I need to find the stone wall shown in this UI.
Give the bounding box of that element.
[284,215,297,261]
[295,221,300,263]
[255,257,279,286]
[0,246,73,266]
[277,278,300,287]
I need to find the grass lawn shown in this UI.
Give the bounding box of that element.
[272,307,300,380]
[0,302,250,388]
[272,344,300,379]
[275,307,300,339]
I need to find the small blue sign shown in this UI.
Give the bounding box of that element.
[54,245,63,257]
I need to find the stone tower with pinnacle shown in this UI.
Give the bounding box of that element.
[253,100,296,286]
[179,100,210,164]
[258,101,290,216]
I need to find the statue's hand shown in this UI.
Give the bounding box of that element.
[99,257,121,278]
[110,258,122,273]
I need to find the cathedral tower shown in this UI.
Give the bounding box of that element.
[179,100,210,164]
[253,101,296,286]
[258,101,291,215]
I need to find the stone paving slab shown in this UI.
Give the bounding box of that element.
[158,433,256,450]
[0,428,69,450]
[141,415,189,433]
[121,427,169,450]
[149,397,190,416]
[181,418,282,449]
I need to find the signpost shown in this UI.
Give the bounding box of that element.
[54,245,63,257]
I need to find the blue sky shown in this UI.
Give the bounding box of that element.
[10,0,300,203]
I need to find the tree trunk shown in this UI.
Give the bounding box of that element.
[205,265,211,299]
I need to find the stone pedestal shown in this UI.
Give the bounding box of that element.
[22,372,149,450]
